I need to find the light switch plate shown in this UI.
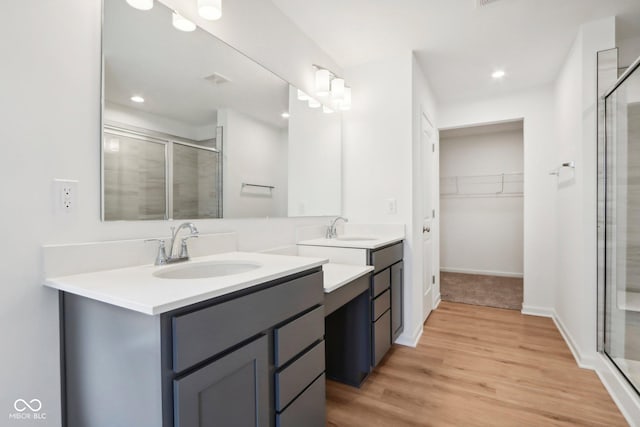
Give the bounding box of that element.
[387,198,397,214]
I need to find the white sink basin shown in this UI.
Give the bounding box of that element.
[154,260,262,280]
[335,236,378,241]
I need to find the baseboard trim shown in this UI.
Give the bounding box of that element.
[551,311,595,370]
[521,305,554,317]
[395,324,423,348]
[594,354,640,427]
[440,267,523,278]
[433,293,441,309]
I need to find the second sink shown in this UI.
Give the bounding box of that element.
[154,260,262,280]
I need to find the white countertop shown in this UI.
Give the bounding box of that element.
[44,252,327,315]
[322,263,374,293]
[298,234,404,250]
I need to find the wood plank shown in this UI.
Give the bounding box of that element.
[326,301,627,426]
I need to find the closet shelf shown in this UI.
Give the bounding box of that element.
[440,172,524,198]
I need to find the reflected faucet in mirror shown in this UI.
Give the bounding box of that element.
[326,217,348,239]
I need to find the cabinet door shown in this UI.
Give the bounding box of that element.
[391,262,404,341]
[173,335,269,427]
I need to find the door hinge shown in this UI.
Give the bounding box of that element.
[432,275,435,284]
[432,209,435,218]
[432,143,435,152]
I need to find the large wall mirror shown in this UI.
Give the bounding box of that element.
[102,0,342,221]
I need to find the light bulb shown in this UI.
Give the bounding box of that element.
[281,112,290,119]
[130,95,145,103]
[331,77,345,101]
[172,11,196,32]
[126,0,153,11]
[198,0,222,20]
[315,69,331,97]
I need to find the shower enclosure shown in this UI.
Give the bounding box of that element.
[601,53,640,394]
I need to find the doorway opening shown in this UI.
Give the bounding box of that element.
[438,120,524,310]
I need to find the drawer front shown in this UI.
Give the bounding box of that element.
[172,270,323,373]
[372,310,391,367]
[370,242,403,272]
[276,373,326,427]
[372,269,390,297]
[274,305,324,367]
[275,341,325,411]
[372,289,391,321]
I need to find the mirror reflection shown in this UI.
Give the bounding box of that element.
[102,0,341,221]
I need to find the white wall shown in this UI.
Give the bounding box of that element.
[1,1,340,425]
[439,87,557,314]
[218,108,288,218]
[553,17,616,366]
[440,129,524,277]
[342,52,439,346]
[287,86,342,217]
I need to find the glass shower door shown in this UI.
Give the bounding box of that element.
[603,57,640,393]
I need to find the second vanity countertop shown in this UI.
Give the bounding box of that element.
[322,263,374,293]
[45,252,327,315]
[297,235,404,250]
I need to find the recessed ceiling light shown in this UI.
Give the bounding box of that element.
[172,11,196,32]
[130,95,145,103]
[281,112,290,119]
[492,70,506,79]
[126,0,153,11]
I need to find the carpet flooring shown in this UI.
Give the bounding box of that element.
[440,271,523,310]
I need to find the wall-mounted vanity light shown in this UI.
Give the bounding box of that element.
[126,0,154,11]
[315,69,331,97]
[297,89,310,101]
[172,11,196,31]
[312,65,351,111]
[198,0,222,20]
[308,98,321,108]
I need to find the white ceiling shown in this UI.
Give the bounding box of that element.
[104,0,289,130]
[271,0,640,104]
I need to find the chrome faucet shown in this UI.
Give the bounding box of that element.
[145,222,199,265]
[326,216,348,239]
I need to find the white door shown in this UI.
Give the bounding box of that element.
[422,113,437,321]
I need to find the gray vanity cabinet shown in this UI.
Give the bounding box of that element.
[368,242,404,367]
[61,267,325,427]
[391,261,404,341]
[173,335,269,427]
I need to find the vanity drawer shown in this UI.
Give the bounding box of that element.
[372,290,391,321]
[275,340,325,411]
[172,270,323,373]
[372,310,391,367]
[276,373,326,427]
[372,269,390,297]
[370,242,403,273]
[274,305,324,367]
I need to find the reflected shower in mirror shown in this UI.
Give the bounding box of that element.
[102,0,341,221]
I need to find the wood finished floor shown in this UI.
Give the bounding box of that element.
[326,301,627,427]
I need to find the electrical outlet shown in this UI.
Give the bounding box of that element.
[54,179,78,214]
[386,198,397,214]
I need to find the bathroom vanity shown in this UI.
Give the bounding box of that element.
[46,252,327,427]
[298,232,404,368]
